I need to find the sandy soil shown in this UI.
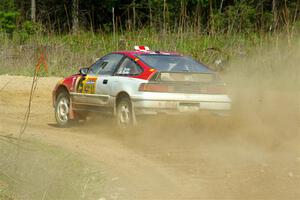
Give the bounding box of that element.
[0,74,299,200]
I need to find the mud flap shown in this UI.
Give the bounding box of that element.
[131,103,137,125]
[69,98,75,120]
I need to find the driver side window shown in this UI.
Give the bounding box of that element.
[89,59,103,75]
[98,54,123,75]
[89,54,123,75]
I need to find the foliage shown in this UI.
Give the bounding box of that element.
[0,11,19,34]
[0,0,15,12]
[17,21,44,43]
[225,2,257,33]
[0,0,299,35]
[22,21,37,34]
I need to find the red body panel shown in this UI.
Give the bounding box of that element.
[122,52,157,80]
[62,74,80,92]
[52,74,81,106]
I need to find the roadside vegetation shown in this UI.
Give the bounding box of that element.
[1,29,300,78]
[0,0,299,77]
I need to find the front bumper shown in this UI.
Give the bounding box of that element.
[131,92,231,115]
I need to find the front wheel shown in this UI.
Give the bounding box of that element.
[55,92,72,127]
[116,97,134,128]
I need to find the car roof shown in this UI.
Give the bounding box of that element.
[112,50,181,56]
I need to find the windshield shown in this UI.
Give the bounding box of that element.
[136,54,212,73]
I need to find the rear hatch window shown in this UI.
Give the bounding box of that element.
[136,54,212,73]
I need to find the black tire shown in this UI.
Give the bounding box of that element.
[55,92,72,127]
[116,97,133,128]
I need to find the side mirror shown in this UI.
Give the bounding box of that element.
[79,68,88,75]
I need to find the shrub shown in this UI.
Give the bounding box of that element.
[0,11,19,35]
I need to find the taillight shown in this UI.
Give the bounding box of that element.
[139,83,171,92]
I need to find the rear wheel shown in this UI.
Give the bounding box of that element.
[55,92,72,127]
[116,97,133,128]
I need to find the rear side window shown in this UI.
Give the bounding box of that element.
[136,54,212,73]
[115,57,143,76]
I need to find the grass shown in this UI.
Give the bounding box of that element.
[0,29,299,90]
[0,31,288,75]
[0,136,105,200]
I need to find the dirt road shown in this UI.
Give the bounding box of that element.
[0,75,299,199]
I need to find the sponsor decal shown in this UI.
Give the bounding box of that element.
[81,76,97,94]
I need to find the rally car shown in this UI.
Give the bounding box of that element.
[52,46,231,128]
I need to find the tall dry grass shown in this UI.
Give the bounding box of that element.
[1,30,299,77]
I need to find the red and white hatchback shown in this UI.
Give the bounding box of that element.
[52,46,231,128]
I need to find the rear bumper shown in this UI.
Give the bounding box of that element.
[131,92,231,115]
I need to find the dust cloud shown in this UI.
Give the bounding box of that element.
[105,38,300,199]
[0,38,299,199]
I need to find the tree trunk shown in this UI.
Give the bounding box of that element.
[272,0,277,30]
[31,0,36,22]
[196,0,201,33]
[148,0,152,28]
[209,0,214,34]
[72,0,79,34]
[133,0,136,31]
[112,7,115,40]
[219,0,224,13]
[163,0,166,33]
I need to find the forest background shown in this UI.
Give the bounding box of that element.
[0,0,299,76]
